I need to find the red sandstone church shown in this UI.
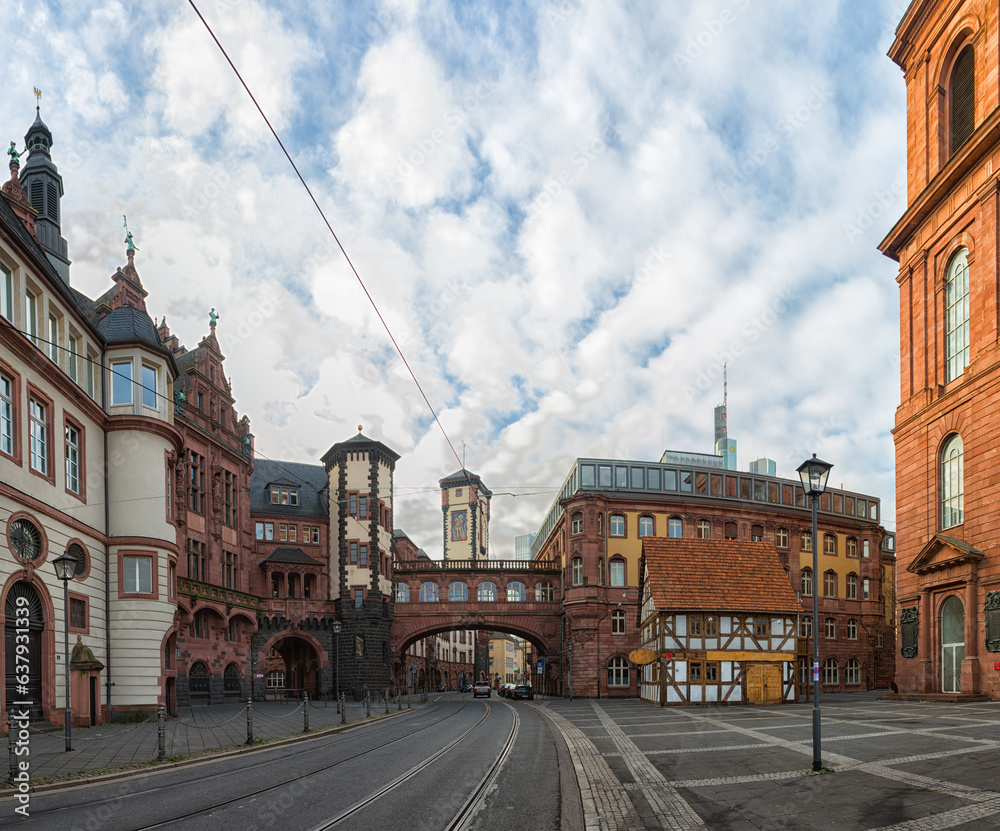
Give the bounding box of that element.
[880,0,1000,698]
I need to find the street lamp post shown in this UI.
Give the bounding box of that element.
[797,453,833,773]
[53,550,77,752]
[332,621,342,710]
[568,642,573,701]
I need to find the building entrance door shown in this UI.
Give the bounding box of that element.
[746,663,782,704]
[4,583,44,720]
[941,596,964,693]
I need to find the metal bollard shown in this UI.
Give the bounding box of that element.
[157,704,166,761]
[407,693,412,710]
[340,693,346,725]
[385,689,389,714]
[365,692,371,718]
[246,698,254,745]
[8,710,16,785]
[397,691,401,711]
[303,692,310,732]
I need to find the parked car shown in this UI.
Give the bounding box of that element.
[473,681,491,698]
[513,685,534,700]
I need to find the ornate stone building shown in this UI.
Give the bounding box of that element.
[880,0,1000,697]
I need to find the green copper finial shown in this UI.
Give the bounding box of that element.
[209,308,220,325]
[7,141,22,164]
[123,215,138,253]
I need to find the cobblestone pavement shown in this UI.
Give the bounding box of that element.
[1,693,419,786]
[539,692,1000,831]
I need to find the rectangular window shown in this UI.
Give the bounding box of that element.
[705,616,717,636]
[349,493,358,515]
[123,555,153,594]
[65,423,80,494]
[256,522,264,540]
[705,662,718,682]
[265,522,273,541]
[354,588,364,608]
[638,516,654,537]
[188,451,205,513]
[690,615,703,636]
[25,288,37,345]
[863,578,870,600]
[48,313,58,361]
[279,523,288,542]
[141,364,157,408]
[224,471,235,527]
[359,544,368,567]
[754,618,768,638]
[68,335,79,382]
[224,551,236,589]
[690,661,703,682]
[359,496,368,518]
[111,360,132,405]
[86,352,96,399]
[609,515,625,536]
[189,540,206,582]
[0,263,11,322]
[609,560,625,587]
[29,397,47,474]
[350,542,358,565]
[801,530,812,552]
[0,373,14,457]
[69,597,87,631]
[825,618,836,639]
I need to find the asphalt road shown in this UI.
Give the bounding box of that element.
[7,697,566,831]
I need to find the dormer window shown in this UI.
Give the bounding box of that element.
[270,485,299,506]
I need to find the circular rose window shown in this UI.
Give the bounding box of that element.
[10,518,42,562]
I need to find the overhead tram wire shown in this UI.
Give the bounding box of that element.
[185,0,466,477]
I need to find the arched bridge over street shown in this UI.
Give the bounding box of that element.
[391,559,563,656]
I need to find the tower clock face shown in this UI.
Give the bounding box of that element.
[10,519,42,561]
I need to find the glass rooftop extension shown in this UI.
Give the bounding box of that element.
[531,457,884,559]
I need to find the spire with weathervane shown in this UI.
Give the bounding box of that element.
[110,215,148,312]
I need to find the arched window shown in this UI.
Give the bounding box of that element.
[607,656,630,687]
[800,568,813,597]
[945,249,970,382]
[638,516,654,537]
[419,582,439,602]
[609,514,625,537]
[824,534,837,555]
[611,610,626,634]
[448,581,468,602]
[847,573,858,600]
[846,658,861,684]
[609,558,626,587]
[667,517,683,537]
[223,662,241,692]
[506,581,526,602]
[823,571,837,597]
[571,557,583,586]
[823,657,838,684]
[571,512,583,534]
[941,434,964,528]
[950,45,975,154]
[697,519,711,539]
[395,582,410,602]
[189,661,210,694]
[478,581,497,602]
[847,619,858,640]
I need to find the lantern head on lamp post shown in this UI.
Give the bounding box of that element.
[796,453,832,773]
[53,550,78,752]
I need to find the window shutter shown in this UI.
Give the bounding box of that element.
[951,46,975,153]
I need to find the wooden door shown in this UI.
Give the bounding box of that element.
[746,663,783,704]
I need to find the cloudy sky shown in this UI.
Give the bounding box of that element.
[1,0,908,557]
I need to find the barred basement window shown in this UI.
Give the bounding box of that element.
[224,663,241,692]
[69,597,86,629]
[189,662,210,693]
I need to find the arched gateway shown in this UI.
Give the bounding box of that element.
[391,559,563,684]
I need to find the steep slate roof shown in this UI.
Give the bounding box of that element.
[250,459,328,517]
[642,538,800,615]
[261,547,322,566]
[96,304,170,353]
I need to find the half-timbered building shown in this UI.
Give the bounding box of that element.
[639,539,801,705]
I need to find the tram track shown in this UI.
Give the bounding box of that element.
[311,699,519,831]
[13,700,464,830]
